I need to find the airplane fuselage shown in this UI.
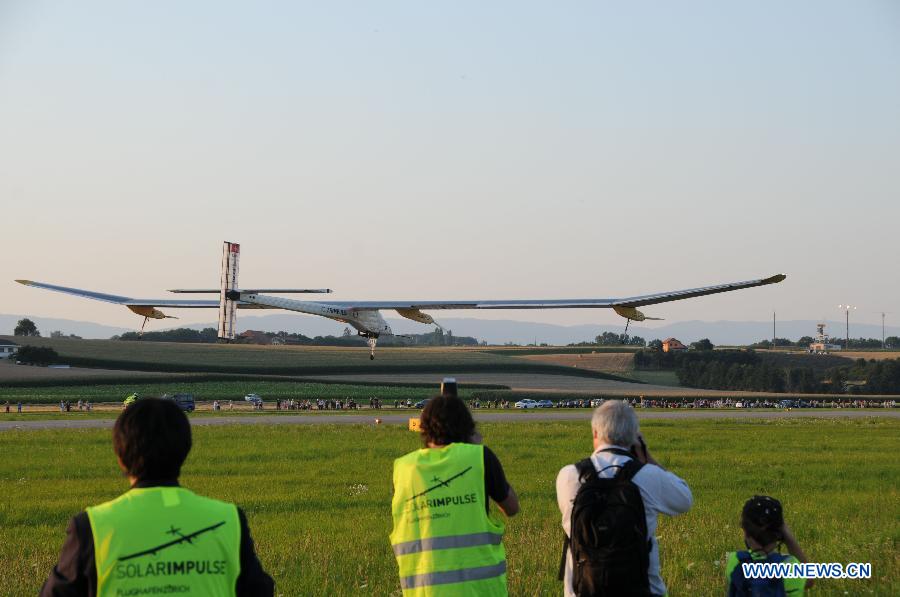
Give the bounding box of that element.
[240,293,393,337]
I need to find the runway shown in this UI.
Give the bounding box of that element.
[1,409,896,431]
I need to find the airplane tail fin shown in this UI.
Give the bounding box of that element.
[218,241,240,341]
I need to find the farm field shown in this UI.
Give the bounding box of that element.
[0,418,897,595]
[0,336,632,380]
[516,353,683,387]
[0,362,176,383]
[517,351,635,372]
[833,350,900,361]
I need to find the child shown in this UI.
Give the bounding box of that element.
[726,495,813,596]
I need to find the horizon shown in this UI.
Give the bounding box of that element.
[3,311,897,346]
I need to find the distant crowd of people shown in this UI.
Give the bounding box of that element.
[6,395,894,415]
[635,397,897,409]
[56,400,93,412]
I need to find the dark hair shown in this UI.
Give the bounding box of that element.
[741,495,785,546]
[420,395,475,446]
[113,398,192,481]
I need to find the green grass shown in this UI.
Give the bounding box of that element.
[0,336,635,381]
[0,418,896,595]
[622,369,682,386]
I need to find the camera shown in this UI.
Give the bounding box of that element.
[440,377,458,397]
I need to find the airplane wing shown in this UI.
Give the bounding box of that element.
[168,288,332,294]
[14,280,274,309]
[324,275,786,310]
[16,273,785,312]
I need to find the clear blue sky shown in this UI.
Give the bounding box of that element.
[1,1,898,330]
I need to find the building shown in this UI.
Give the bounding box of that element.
[809,323,841,353]
[238,330,272,345]
[0,339,18,359]
[662,337,687,352]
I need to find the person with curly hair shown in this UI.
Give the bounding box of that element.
[390,395,519,596]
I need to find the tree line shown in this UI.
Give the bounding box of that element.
[634,348,900,394]
[751,337,899,349]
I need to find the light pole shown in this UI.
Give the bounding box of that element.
[838,304,856,349]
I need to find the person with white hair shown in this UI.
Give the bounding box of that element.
[556,400,693,597]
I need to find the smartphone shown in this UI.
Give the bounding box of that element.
[440,377,458,397]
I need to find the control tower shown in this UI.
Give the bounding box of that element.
[809,323,841,353]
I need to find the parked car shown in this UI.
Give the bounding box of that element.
[515,399,539,409]
[244,393,263,406]
[413,398,431,409]
[162,393,195,413]
[590,398,605,408]
[537,400,554,408]
[777,399,796,408]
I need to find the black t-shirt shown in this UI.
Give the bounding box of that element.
[483,446,511,512]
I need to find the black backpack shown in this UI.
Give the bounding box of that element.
[559,448,652,597]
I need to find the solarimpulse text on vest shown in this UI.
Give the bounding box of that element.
[115,560,228,578]
[405,492,478,512]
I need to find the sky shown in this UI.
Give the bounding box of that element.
[1,1,898,334]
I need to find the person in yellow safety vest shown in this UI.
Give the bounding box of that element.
[391,395,520,596]
[41,398,274,597]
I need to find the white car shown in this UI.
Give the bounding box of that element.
[515,399,539,409]
[244,393,263,405]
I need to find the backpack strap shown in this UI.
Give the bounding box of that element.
[574,458,599,483]
[561,458,598,583]
[558,534,569,581]
[728,552,755,597]
[614,456,645,481]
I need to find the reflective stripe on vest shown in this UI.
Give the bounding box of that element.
[400,561,508,590]
[87,486,241,597]
[390,443,507,596]
[392,531,504,556]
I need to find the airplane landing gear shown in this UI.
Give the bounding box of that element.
[367,336,378,360]
[139,316,150,338]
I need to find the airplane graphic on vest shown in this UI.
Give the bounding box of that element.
[408,467,473,501]
[118,521,226,561]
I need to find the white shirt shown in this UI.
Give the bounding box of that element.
[555,444,693,597]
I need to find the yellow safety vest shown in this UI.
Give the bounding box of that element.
[390,443,507,596]
[86,486,241,597]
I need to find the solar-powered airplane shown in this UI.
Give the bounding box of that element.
[16,241,786,359]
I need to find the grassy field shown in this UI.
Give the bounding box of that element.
[0,336,633,381]
[0,418,896,595]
